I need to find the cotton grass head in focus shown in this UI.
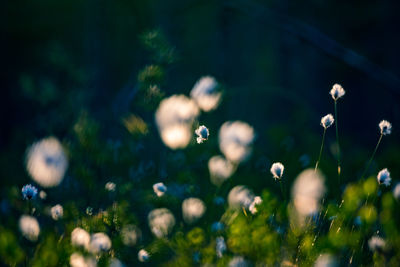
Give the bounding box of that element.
[138,249,150,262]
[50,204,63,220]
[330,83,345,101]
[195,125,209,144]
[153,182,167,197]
[320,114,334,129]
[377,168,391,186]
[270,162,284,180]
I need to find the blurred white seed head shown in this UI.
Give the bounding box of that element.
[121,224,141,246]
[314,253,338,267]
[249,196,262,214]
[138,249,150,262]
[320,114,334,129]
[153,182,167,197]
[190,76,222,112]
[379,120,392,136]
[208,155,236,186]
[216,236,227,258]
[89,232,112,254]
[368,236,386,251]
[51,204,63,220]
[182,198,206,224]
[393,183,400,200]
[270,162,284,180]
[330,83,345,101]
[219,121,255,163]
[195,125,209,144]
[69,253,97,267]
[377,168,391,186]
[228,185,255,210]
[148,208,175,238]
[26,137,68,187]
[39,190,47,200]
[71,227,90,249]
[19,215,40,241]
[105,182,116,192]
[229,256,250,267]
[109,258,124,267]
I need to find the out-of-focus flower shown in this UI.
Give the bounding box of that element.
[270,162,284,180]
[190,76,222,112]
[314,254,338,267]
[19,215,40,241]
[39,190,47,199]
[155,95,199,149]
[148,208,175,238]
[219,121,255,163]
[86,207,93,216]
[195,125,209,144]
[229,256,250,267]
[153,182,167,197]
[216,236,227,258]
[320,114,334,129]
[109,258,124,267]
[208,155,236,186]
[330,83,345,101]
[89,233,112,254]
[249,196,262,214]
[121,225,141,246]
[213,196,225,205]
[26,137,68,187]
[138,249,150,262]
[393,183,400,200]
[292,169,326,217]
[377,168,391,186]
[379,120,392,136]
[368,236,386,251]
[182,198,206,224]
[51,204,63,220]
[228,185,255,210]
[211,222,224,232]
[71,227,90,249]
[105,182,116,192]
[69,253,97,267]
[21,184,38,200]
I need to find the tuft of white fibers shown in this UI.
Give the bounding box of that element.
[109,258,124,267]
[228,185,255,210]
[155,95,199,149]
[19,215,40,241]
[368,236,386,251]
[393,183,400,200]
[148,208,176,238]
[39,190,47,200]
[89,232,112,254]
[314,253,338,267]
[190,76,222,112]
[26,137,68,187]
[138,249,150,262]
[329,83,345,101]
[320,114,334,129]
[249,196,262,214]
[182,198,206,224]
[208,155,236,186]
[69,253,97,267]
[216,236,227,258]
[270,162,284,180]
[21,184,38,200]
[229,256,250,267]
[105,182,116,192]
[379,120,392,136]
[51,204,63,220]
[195,125,209,144]
[219,121,255,163]
[71,227,90,249]
[292,169,326,217]
[121,224,141,246]
[153,182,167,197]
[377,168,391,186]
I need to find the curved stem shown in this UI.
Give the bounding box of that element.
[315,128,326,172]
[334,101,341,183]
[361,134,383,180]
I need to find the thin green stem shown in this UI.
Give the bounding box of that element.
[334,101,341,183]
[361,134,383,180]
[279,179,285,201]
[315,128,326,172]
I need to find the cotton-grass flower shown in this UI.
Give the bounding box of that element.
[19,215,40,241]
[148,208,175,238]
[51,204,63,220]
[39,190,47,199]
[69,253,97,267]
[314,254,338,267]
[138,249,150,262]
[228,185,255,210]
[229,256,250,267]
[190,76,222,112]
[249,196,262,214]
[216,236,226,258]
[153,182,167,197]
[208,155,236,186]
[377,168,391,186]
[195,125,209,144]
[379,120,392,136]
[21,184,38,200]
[368,236,386,252]
[105,182,116,192]
[270,162,284,180]
[89,232,112,254]
[320,114,334,129]
[71,227,90,249]
[121,224,141,246]
[26,137,68,187]
[393,183,400,200]
[109,258,124,267]
[182,198,206,224]
[330,83,345,101]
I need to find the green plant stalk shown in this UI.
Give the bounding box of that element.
[315,128,326,172]
[361,134,383,180]
[279,179,285,201]
[334,100,341,183]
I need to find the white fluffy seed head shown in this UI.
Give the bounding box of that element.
[148,208,175,238]
[320,114,334,129]
[208,155,236,186]
[249,196,262,214]
[182,198,206,224]
[379,120,392,136]
[19,215,40,241]
[138,249,150,262]
[368,236,386,251]
[190,76,222,112]
[89,232,112,254]
[71,227,90,249]
[270,162,284,179]
[51,204,63,220]
[153,182,167,197]
[330,83,345,101]
[195,125,209,144]
[377,168,391,186]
